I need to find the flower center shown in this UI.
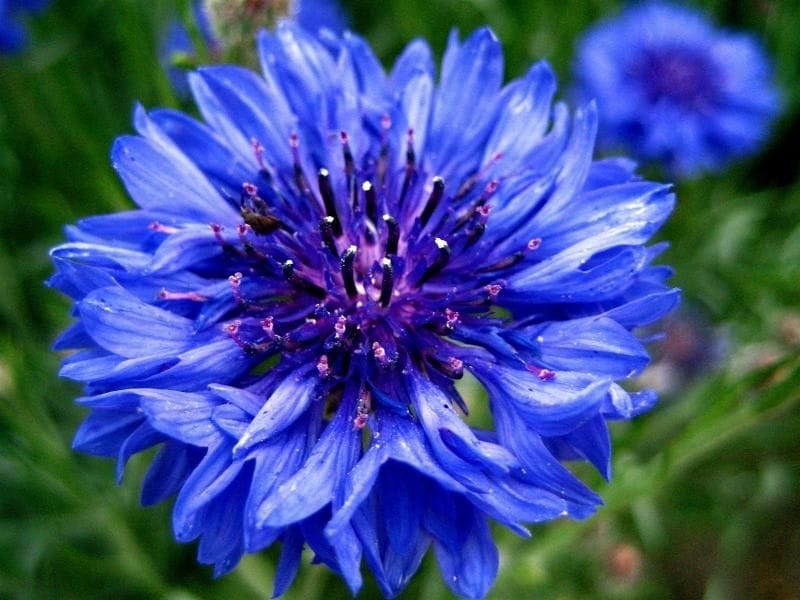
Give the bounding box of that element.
[632,47,720,108]
[159,124,543,426]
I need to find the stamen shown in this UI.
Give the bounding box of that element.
[318,168,343,236]
[420,176,445,227]
[479,251,524,272]
[340,131,357,211]
[485,283,503,298]
[363,181,378,225]
[526,364,556,381]
[340,131,355,177]
[223,319,248,350]
[383,214,399,255]
[283,259,327,299]
[481,180,499,203]
[158,289,207,302]
[282,259,295,279]
[398,128,416,205]
[418,238,451,284]
[445,308,459,330]
[479,238,541,272]
[447,357,464,379]
[377,114,391,186]
[464,204,491,247]
[319,216,339,257]
[379,257,394,307]
[210,223,225,245]
[372,341,388,365]
[148,221,179,234]
[251,138,267,172]
[454,153,503,200]
[228,272,246,305]
[317,354,331,378]
[261,316,275,336]
[353,388,371,430]
[334,315,347,339]
[242,182,258,196]
[341,245,358,298]
[291,133,313,200]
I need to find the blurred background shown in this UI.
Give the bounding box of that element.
[1,0,798,598]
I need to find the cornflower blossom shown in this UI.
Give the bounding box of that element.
[51,25,679,599]
[574,2,780,177]
[0,0,47,53]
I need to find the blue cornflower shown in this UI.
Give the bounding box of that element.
[0,0,47,53]
[51,25,679,599]
[574,2,780,177]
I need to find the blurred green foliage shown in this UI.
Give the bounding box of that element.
[1,0,799,598]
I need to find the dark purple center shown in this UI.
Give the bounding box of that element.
[632,47,720,108]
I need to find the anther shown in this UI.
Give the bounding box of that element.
[362,181,378,225]
[210,223,225,245]
[539,369,556,381]
[242,182,258,196]
[228,272,246,305]
[481,180,499,203]
[447,357,464,379]
[319,216,339,257]
[528,238,542,251]
[405,129,416,170]
[317,355,331,378]
[149,222,178,234]
[158,289,207,302]
[379,257,394,307]
[251,138,267,172]
[479,251,525,272]
[383,214,399,255]
[317,168,343,236]
[223,319,248,351]
[340,131,357,210]
[282,259,295,280]
[398,129,416,205]
[372,341,388,365]
[526,364,556,381]
[377,114,391,185]
[261,316,275,336]
[420,176,445,227]
[444,308,459,330]
[283,259,327,299]
[340,131,354,177]
[419,238,451,284]
[353,388,371,430]
[486,283,503,298]
[341,245,358,298]
[291,133,313,200]
[464,204,491,247]
[334,315,347,339]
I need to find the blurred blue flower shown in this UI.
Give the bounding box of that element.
[575,2,780,177]
[51,25,678,599]
[0,0,47,53]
